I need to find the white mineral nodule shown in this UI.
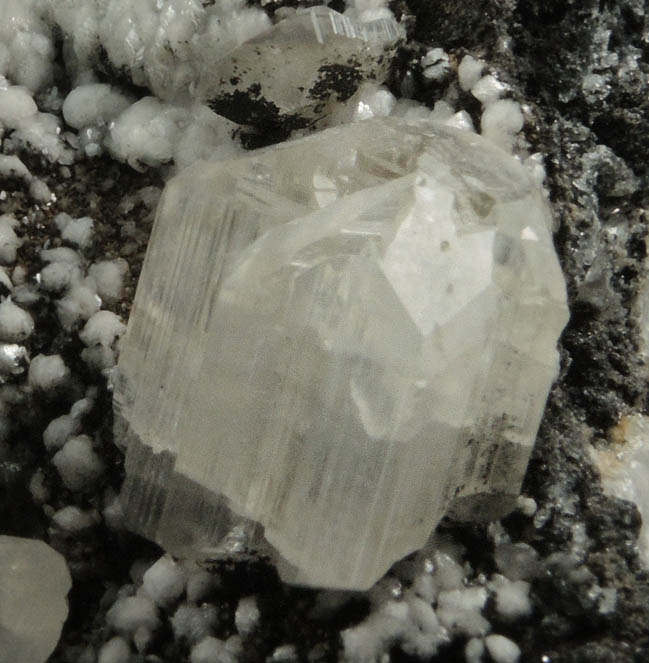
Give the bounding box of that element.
[114,117,569,590]
[0,535,72,663]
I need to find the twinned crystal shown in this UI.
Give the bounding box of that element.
[114,118,569,590]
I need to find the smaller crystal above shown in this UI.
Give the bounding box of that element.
[0,535,72,663]
[200,6,404,132]
[114,117,569,590]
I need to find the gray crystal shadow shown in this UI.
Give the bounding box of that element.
[119,422,269,558]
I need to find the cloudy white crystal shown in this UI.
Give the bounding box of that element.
[29,353,69,391]
[52,505,98,532]
[199,6,404,126]
[97,636,131,663]
[106,97,185,170]
[0,215,22,264]
[52,434,105,491]
[0,297,33,342]
[0,85,37,127]
[62,84,133,130]
[190,637,235,663]
[171,602,218,645]
[485,634,521,663]
[142,555,186,607]
[115,117,568,590]
[107,595,160,635]
[0,535,71,663]
[0,0,54,92]
[80,310,126,348]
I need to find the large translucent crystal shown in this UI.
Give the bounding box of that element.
[114,118,569,590]
[201,7,404,130]
[0,536,71,663]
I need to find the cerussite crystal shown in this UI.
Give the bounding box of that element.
[201,6,404,131]
[114,118,569,590]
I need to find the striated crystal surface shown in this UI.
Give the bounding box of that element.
[114,117,569,590]
[201,6,404,131]
[0,535,72,663]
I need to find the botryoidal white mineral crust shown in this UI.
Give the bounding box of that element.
[114,117,569,590]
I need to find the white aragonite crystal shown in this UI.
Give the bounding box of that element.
[106,595,160,635]
[0,0,55,92]
[0,535,72,663]
[97,636,131,663]
[0,297,33,342]
[79,310,126,348]
[485,634,521,663]
[0,85,37,128]
[0,214,23,265]
[142,555,186,607]
[114,116,568,591]
[51,505,99,532]
[106,97,186,170]
[52,434,105,492]
[49,0,271,100]
[28,353,69,391]
[88,259,128,301]
[458,55,484,92]
[62,84,133,130]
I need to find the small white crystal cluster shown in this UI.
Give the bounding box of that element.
[0,1,405,175]
[13,209,128,375]
[92,529,536,662]
[72,492,621,662]
[341,501,622,663]
[0,178,135,614]
[0,0,534,183]
[340,537,532,663]
[99,553,242,663]
[0,205,125,483]
[0,0,252,174]
[0,0,271,100]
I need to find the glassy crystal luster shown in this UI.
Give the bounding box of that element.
[201,7,404,130]
[114,118,569,590]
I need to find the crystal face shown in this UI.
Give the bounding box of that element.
[201,7,404,130]
[114,118,569,590]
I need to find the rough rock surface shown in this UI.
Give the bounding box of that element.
[390,0,649,660]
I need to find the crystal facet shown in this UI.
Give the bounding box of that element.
[114,118,569,590]
[201,7,404,130]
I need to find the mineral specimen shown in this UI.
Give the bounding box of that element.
[0,535,72,663]
[114,117,568,590]
[200,6,404,133]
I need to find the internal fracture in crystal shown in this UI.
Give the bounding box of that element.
[114,117,569,590]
